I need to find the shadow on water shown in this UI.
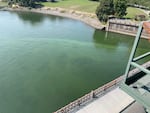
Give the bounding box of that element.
[9,11,44,25]
[93,29,150,51]
[13,11,65,26]
[92,30,150,64]
[93,29,134,47]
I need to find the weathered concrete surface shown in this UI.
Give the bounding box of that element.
[76,87,134,113]
[122,102,146,113]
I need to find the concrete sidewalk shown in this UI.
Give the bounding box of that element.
[76,87,134,113]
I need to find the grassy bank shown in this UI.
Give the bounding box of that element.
[40,0,99,13]
[41,1,148,19]
[0,1,7,6]
[125,7,148,19]
[1,0,148,20]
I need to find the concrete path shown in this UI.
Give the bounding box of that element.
[76,87,134,113]
[138,8,150,16]
[122,102,146,113]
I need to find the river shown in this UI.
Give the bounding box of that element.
[0,11,149,113]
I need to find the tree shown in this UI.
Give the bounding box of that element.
[96,0,127,22]
[90,0,99,1]
[114,0,127,18]
[96,0,114,22]
[18,0,35,7]
[8,0,37,7]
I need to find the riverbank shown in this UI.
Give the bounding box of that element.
[1,6,150,39]
[1,6,105,30]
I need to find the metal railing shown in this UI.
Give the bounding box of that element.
[54,61,150,113]
[53,77,122,113]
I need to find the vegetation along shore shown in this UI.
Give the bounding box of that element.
[1,6,105,30]
[1,0,150,38]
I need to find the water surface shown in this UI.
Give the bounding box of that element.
[0,11,149,113]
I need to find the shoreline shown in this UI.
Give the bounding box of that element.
[108,29,149,39]
[1,6,149,40]
[1,6,105,30]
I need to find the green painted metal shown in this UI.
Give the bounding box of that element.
[133,52,150,61]
[120,83,150,110]
[121,21,150,111]
[130,62,150,74]
[146,109,150,113]
[123,22,143,82]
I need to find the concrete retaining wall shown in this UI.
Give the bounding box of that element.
[107,19,149,39]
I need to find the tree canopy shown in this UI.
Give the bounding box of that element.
[8,0,35,7]
[114,0,127,17]
[96,0,114,22]
[8,0,55,7]
[96,0,127,22]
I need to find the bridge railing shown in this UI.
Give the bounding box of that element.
[54,76,123,113]
[54,61,150,113]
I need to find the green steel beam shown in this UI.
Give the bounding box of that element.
[122,21,150,111]
[146,109,150,113]
[131,62,150,74]
[120,83,150,110]
[133,52,150,62]
[124,22,143,83]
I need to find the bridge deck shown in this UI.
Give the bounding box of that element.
[54,62,150,113]
[76,87,134,113]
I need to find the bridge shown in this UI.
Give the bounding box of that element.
[54,21,150,113]
[54,61,150,113]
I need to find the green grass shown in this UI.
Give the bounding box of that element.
[41,1,149,19]
[40,0,99,13]
[0,1,7,6]
[125,7,148,19]
[1,0,148,20]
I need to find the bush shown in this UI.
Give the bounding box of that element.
[135,14,146,21]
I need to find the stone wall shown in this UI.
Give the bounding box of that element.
[107,19,149,39]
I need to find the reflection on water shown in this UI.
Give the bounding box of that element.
[17,11,45,25]
[15,11,65,26]
[0,11,149,113]
[93,30,133,46]
[93,30,150,57]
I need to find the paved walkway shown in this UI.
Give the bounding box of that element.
[122,102,146,113]
[76,87,134,113]
[138,8,150,16]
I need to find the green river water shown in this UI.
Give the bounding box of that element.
[0,11,149,113]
